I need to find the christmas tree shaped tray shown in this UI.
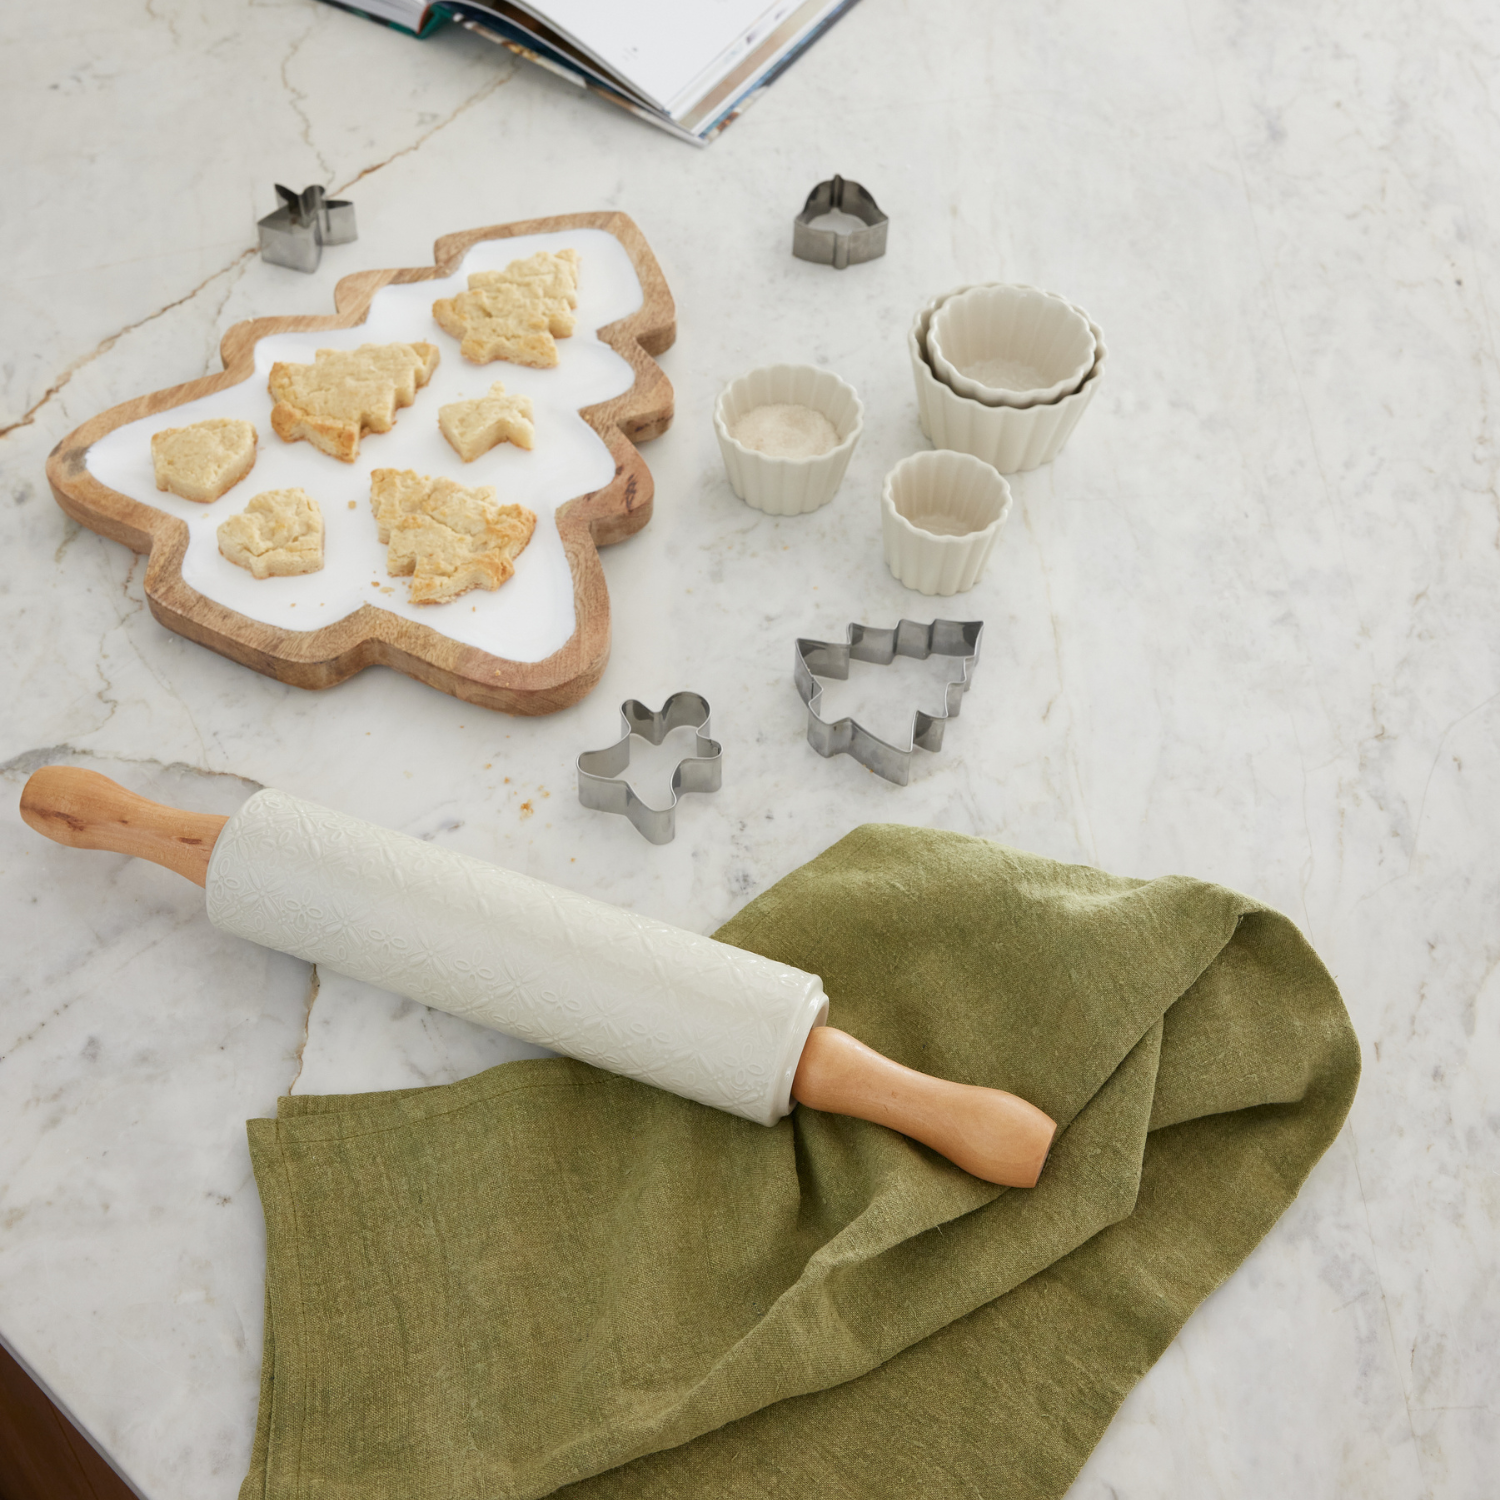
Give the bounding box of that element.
[45,212,674,715]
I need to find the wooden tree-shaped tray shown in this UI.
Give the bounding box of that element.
[44,211,675,716]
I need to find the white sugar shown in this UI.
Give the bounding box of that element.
[729,403,839,459]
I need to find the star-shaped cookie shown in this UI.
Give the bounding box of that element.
[439,383,536,461]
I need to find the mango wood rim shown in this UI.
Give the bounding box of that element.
[43,211,676,716]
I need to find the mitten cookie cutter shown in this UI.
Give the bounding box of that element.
[794,619,982,785]
[792,175,888,269]
[258,184,357,274]
[577,692,723,844]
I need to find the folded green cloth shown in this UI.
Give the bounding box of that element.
[241,826,1358,1500]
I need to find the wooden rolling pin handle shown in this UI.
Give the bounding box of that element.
[793,1026,1056,1188]
[19,766,227,888]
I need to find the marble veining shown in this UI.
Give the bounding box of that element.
[2,1,1497,1497]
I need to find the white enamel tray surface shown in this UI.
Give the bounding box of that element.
[84,229,643,664]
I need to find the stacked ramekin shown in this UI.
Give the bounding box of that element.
[910,283,1107,475]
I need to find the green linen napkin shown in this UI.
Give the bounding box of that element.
[241,825,1358,1500]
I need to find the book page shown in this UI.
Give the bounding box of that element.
[516,0,804,116]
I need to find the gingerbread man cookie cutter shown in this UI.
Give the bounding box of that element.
[577,693,723,844]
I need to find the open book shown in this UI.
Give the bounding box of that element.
[331,0,863,144]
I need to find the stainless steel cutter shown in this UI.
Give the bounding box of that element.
[792,175,888,269]
[576,692,723,844]
[795,619,983,785]
[257,184,357,274]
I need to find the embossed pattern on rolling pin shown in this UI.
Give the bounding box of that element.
[204,790,827,1124]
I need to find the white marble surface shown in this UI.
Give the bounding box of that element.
[1,0,1496,1496]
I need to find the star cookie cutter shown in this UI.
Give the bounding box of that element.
[257,183,357,274]
[577,692,723,844]
[794,619,983,785]
[792,175,888,269]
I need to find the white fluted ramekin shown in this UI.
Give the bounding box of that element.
[908,286,1107,474]
[928,284,1095,408]
[881,450,1011,595]
[714,364,864,515]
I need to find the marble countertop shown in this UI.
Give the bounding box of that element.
[3,1,1495,1495]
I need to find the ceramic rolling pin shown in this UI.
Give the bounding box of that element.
[19,768,1055,1187]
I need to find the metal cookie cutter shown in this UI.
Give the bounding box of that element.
[257,184,357,274]
[794,619,983,785]
[792,175,888,269]
[577,693,723,844]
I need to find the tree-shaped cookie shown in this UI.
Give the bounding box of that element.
[370,468,535,604]
[269,341,440,462]
[432,249,580,368]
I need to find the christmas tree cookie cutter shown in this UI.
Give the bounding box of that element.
[577,692,723,844]
[794,619,983,785]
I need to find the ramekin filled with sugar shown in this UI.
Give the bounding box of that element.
[714,364,864,515]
